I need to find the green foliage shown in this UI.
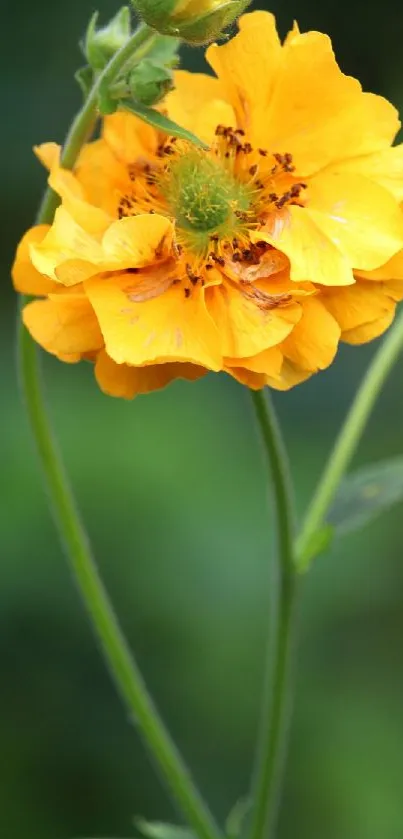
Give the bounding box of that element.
[136,819,194,839]
[117,100,208,147]
[328,457,403,535]
[225,797,252,839]
[126,60,174,106]
[84,7,131,71]
[297,524,334,573]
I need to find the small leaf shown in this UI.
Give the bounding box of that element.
[145,34,181,67]
[328,457,403,535]
[75,65,94,100]
[225,796,252,839]
[297,524,334,573]
[118,100,208,148]
[136,819,194,839]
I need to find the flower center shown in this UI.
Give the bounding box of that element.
[160,149,254,255]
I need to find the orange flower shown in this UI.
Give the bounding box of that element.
[13,11,403,397]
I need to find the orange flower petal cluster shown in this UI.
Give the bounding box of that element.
[13,12,403,397]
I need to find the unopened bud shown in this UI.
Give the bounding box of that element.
[84,7,131,71]
[133,0,251,45]
[128,60,174,106]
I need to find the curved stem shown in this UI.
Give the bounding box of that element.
[296,306,403,566]
[37,22,155,225]
[17,24,221,839]
[248,390,297,839]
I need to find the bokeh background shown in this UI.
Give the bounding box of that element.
[3,1,403,837]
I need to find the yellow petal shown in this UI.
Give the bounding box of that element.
[101,214,174,265]
[225,366,268,390]
[332,144,403,202]
[263,31,399,174]
[256,206,354,287]
[321,278,398,335]
[74,139,130,215]
[95,350,207,399]
[342,310,395,344]
[206,281,301,357]
[30,207,105,284]
[356,249,403,281]
[85,273,222,370]
[225,345,283,376]
[266,359,312,390]
[103,111,157,164]
[306,172,403,271]
[281,296,341,371]
[206,12,282,140]
[22,295,104,356]
[12,226,59,295]
[166,71,235,145]
[34,142,61,170]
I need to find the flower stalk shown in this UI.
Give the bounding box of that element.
[18,23,222,839]
[248,390,297,839]
[296,306,403,567]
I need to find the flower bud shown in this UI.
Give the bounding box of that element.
[84,7,131,71]
[128,60,174,106]
[133,0,252,44]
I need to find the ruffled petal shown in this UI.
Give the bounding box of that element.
[85,273,222,369]
[306,172,403,271]
[22,293,104,356]
[206,12,282,139]
[206,280,301,357]
[281,296,341,371]
[166,71,235,145]
[256,206,354,287]
[263,30,399,173]
[321,278,398,337]
[30,209,174,285]
[12,226,59,295]
[103,111,158,164]
[331,144,403,202]
[95,349,207,398]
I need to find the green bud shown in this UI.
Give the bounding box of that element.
[84,7,131,71]
[128,60,174,106]
[132,0,252,45]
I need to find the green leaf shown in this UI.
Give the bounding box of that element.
[225,796,252,839]
[328,457,403,535]
[118,100,208,148]
[145,34,181,67]
[135,819,194,839]
[297,524,334,573]
[75,65,94,100]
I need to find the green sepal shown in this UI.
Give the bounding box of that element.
[118,100,208,148]
[75,65,94,100]
[169,0,251,45]
[327,457,403,536]
[135,819,194,839]
[132,0,251,44]
[84,7,131,71]
[127,60,174,106]
[296,524,334,573]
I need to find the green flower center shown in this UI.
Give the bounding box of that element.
[162,150,254,254]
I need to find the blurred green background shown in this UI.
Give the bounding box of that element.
[3,1,403,837]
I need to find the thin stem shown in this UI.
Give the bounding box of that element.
[296,306,403,565]
[248,390,297,839]
[37,22,155,225]
[17,24,222,839]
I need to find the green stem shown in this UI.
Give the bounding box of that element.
[248,390,297,839]
[37,22,155,225]
[296,306,403,566]
[17,24,222,839]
